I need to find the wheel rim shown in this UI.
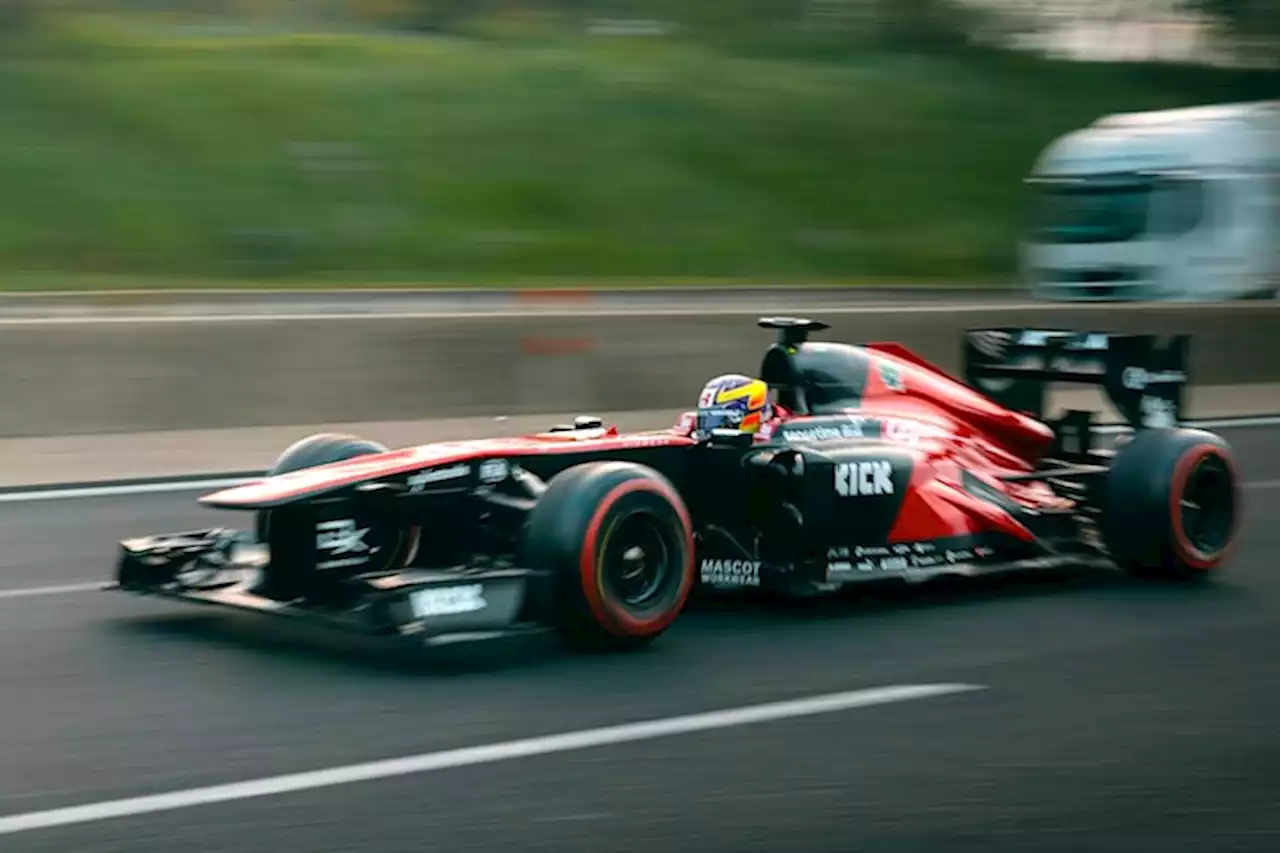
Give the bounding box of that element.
[600,511,674,609]
[1178,454,1234,555]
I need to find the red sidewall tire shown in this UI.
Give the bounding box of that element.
[523,461,695,650]
[1167,443,1240,573]
[1102,428,1240,580]
[577,478,695,639]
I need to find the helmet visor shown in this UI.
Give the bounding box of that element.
[695,406,744,435]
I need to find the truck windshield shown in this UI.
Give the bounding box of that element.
[1030,178,1152,244]
[1030,174,1206,244]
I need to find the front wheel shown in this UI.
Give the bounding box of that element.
[1100,427,1241,581]
[522,461,695,651]
[253,432,416,601]
[254,433,391,543]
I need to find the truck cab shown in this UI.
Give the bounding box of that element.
[1021,101,1279,302]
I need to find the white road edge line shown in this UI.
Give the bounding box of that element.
[0,478,255,503]
[1095,415,1280,433]
[0,482,1275,604]
[0,299,1254,324]
[0,582,105,601]
[0,682,984,836]
[1244,479,1280,490]
[3,415,1279,505]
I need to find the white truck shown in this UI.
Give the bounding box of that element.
[1021,101,1279,301]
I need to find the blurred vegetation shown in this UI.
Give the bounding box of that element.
[1184,0,1280,67]
[0,4,1273,289]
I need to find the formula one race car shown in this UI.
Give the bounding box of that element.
[111,317,1241,652]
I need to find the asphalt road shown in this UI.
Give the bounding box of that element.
[1,426,1278,852]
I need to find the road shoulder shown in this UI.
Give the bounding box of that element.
[3,384,1278,488]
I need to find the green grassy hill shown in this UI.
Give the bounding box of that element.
[0,18,1272,290]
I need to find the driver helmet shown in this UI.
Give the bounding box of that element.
[695,373,772,435]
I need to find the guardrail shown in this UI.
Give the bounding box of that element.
[5,301,1280,437]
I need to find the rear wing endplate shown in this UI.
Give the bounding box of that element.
[961,328,1189,431]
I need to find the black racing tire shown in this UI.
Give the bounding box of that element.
[1100,427,1240,581]
[522,461,695,652]
[254,433,390,543]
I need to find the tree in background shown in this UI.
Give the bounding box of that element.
[1183,0,1280,66]
[335,0,984,49]
[345,0,413,26]
[343,0,499,31]
[19,0,1276,67]
[866,0,980,49]
[347,0,412,19]
[0,0,36,35]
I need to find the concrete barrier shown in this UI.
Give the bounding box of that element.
[5,301,1280,437]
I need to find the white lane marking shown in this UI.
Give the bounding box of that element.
[0,452,1275,603]
[1187,416,1280,429]
[1,466,1272,601]
[1096,415,1280,434]
[2,415,1278,505]
[0,455,1268,607]
[2,478,1278,604]
[0,300,1262,325]
[0,683,984,836]
[1,478,1274,603]
[1244,479,1280,490]
[0,477,255,504]
[0,582,104,601]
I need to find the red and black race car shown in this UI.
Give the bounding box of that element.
[111,317,1241,652]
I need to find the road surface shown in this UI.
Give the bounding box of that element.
[0,426,1276,852]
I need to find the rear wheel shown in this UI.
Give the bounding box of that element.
[1100,427,1240,581]
[522,461,695,651]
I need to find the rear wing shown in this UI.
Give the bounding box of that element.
[961,328,1189,432]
